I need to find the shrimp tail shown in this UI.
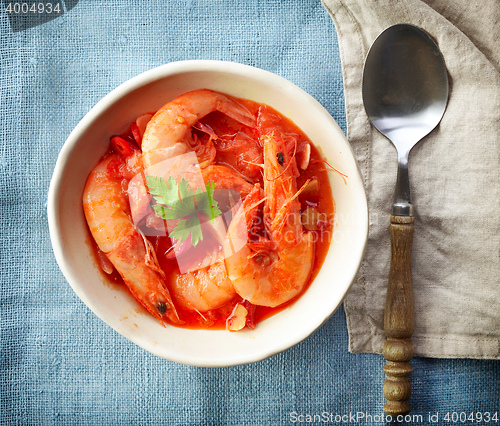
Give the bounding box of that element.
[215,94,256,128]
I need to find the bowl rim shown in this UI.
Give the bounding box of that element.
[47,60,368,366]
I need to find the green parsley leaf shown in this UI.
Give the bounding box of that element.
[146,175,222,247]
[146,175,179,207]
[169,214,203,246]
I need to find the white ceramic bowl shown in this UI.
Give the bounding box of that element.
[48,60,368,367]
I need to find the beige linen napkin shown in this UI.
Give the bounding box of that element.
[322,0,500,359]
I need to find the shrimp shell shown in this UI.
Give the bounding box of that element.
[141,89,256,168]
[83,154,180,324]
[225,107,314,307]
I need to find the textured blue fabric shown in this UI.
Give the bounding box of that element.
[1,1,499,424]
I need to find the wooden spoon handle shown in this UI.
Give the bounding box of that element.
[383,215,415,416]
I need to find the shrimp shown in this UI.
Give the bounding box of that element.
[139,90,258,315]
[225,107,314,307]
[141,89,256,169]
[170,261,235,313]
[83,154,180,324]
[201,164,254,198]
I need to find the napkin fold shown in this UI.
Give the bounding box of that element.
[322,0,500,359]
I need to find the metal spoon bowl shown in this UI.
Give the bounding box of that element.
[363,24,448,216]
[362,24,448,415]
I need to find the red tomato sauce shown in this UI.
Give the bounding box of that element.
[87,95,335,331]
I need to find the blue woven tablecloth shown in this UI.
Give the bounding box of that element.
[1,1,499,424]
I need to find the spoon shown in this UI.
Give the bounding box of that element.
[362,24,448,415]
